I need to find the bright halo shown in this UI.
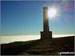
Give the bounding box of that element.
[48,8,57,18]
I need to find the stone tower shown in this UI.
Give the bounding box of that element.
[41,7,52,40]
[26,7,54,55]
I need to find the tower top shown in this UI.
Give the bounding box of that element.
[43,7,48,10]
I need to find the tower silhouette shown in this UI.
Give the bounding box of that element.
[41,7,52,40]
[26,7,54,54]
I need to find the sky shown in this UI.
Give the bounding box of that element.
[1,0,74,36]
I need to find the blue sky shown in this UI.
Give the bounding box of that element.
[1,1,74,36]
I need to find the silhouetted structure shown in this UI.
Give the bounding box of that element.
[41,7,52,40]
[26,7,55,54]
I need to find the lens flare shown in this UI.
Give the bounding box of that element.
[48,8,57,18]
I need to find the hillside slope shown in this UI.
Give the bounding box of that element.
[1,36,74,55]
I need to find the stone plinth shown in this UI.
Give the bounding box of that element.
[40,31,52,40]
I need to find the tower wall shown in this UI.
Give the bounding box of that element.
[41,7,52,40]
[43,7,49,32]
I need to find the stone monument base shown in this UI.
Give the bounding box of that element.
[40,31,52,40]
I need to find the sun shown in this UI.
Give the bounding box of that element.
[48,8,57,18]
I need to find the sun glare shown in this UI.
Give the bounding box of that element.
[48,8,57,18]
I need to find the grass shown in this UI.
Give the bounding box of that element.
[1,39,40,55]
